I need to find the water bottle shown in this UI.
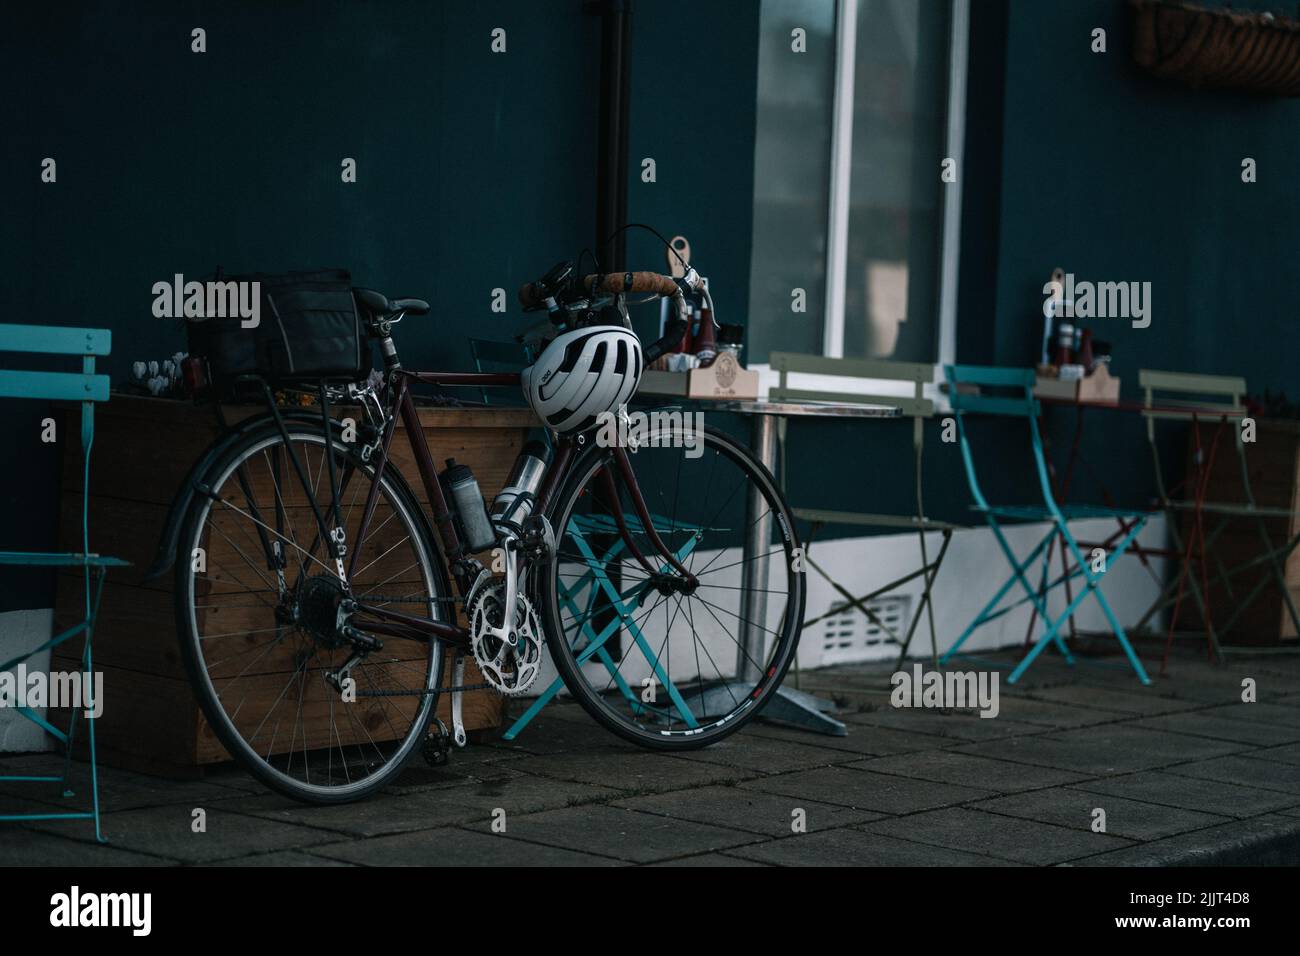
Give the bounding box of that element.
[491,440,552,529]
[441,459,496,552]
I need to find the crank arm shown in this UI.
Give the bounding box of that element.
[451,656,467,747]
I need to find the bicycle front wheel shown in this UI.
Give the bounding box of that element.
[541,421,805,750]
[174,421,448,803]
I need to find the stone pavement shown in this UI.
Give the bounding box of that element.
[2,643,1300,866]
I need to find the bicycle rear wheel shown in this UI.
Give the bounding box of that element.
[174,421,447,803]
[541,421,804,749]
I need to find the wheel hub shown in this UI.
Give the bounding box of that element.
[298,574,350,648]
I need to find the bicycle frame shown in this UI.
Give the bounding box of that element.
[245,364,685,655]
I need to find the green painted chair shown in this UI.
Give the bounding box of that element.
[769,353,958,667]
[1134,369,1300,668]
[938,364,1152,685]
[0,323,127,843]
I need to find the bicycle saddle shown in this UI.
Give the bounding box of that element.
[354,288,430,316]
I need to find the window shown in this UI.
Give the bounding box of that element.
[748,0,967,368]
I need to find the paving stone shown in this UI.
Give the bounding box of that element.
[1026,685,1200,716]
[484,712,632,756]
[746,721,954,757]
[1242,743,1300,766]
[611,784,884,836]
[1165,755,1300,795]
[1194,702,1300,729]
[214,791,481,837]
[741,766,994,813]
[861,807,1132,864]
[671,733,862,773]
[313,826,625,866]
[973,787,1229,840]
[845,708,1049,741]
[973,697,1119,729]
[1129,712,1300,746]
[0,754,253,812]
[0,826,172,866]
[441,769,623,816]
[847,751,1088,792]
[469,804,760,863]
[953,726,1243,775]
[1072,770,1300,818]
[727,828,1020,866]
[25,803,340,863]
[649,851,770,866]
[1070,814,1300,866]
[500,750,754,793]
[200,850,355,866]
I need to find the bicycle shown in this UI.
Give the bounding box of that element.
[152,257,806,803]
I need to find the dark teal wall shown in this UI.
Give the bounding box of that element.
[0,0,760,611]
[4,0,1296,611]
[993,0,1300,396]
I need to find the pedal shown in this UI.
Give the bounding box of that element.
[422,717,452,767]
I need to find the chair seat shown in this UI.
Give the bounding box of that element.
[793,508,962,531]
[0,551,130,567]
[974,503,1151,521]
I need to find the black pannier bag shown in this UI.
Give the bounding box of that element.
[187,268,368,393]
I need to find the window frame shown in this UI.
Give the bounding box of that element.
[755,0,970,405]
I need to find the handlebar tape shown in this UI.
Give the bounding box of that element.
[517,271,693,309]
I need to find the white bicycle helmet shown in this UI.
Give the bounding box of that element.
[521,325,643,434]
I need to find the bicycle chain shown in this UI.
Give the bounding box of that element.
[352,593,462,606]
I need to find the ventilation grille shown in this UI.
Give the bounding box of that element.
[819,595,913,664]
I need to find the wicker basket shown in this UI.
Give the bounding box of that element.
[1132,0,1300,96]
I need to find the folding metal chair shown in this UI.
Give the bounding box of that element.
[769,353,957,667]
[1134,370,1300,669]
[0,323,128,843]
[937,364,1153,685]
[501,512,703,739]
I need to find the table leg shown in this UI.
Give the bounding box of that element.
[734,413,846,736]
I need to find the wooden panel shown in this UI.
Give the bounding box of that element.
[1176,420,1300,645]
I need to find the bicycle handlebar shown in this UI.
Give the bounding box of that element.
[517,270,689,310]
[517,265,704,369]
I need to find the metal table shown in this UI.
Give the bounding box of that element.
[695,399,902,736]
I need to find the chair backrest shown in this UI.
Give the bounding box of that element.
[0,323,113,559]
[0,323,112,452]
[769,352,934,418]
[1138,368,1246,437]
[943,364,1057,516]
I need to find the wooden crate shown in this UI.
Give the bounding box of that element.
[50,394,537,776]
[1177,418,1300,645]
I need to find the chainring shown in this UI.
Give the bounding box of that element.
[467,580,543,696]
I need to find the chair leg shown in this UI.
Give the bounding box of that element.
[988,521,1073,664]
[941,526,1055,665]
[1089,583,1153,685]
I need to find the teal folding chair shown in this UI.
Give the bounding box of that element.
[501,512,703,738]
[0,323,127,843]
[938,364,1152,685]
